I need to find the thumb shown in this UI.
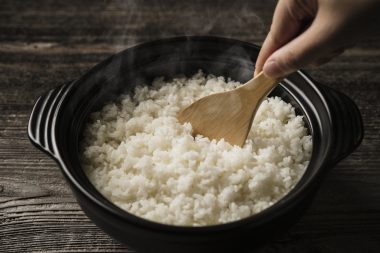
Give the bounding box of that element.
[263,15,335,78]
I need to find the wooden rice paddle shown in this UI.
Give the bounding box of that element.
[177,72,279,147]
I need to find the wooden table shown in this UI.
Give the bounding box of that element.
[1,1,380,252]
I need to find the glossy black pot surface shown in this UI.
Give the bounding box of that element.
[28,36,363,253]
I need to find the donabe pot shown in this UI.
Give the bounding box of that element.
[28,36,363,253]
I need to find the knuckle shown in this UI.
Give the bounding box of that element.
[288,0,316,19]
[268,29,285,46]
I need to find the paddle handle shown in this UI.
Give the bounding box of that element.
[238,72,279,99]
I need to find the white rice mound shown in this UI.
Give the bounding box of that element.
[81,71,312,226]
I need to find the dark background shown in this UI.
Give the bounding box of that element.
[1,0,380,252]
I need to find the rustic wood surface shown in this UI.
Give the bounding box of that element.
[1,0,380,252]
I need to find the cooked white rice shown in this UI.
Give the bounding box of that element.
[80,71,312,226]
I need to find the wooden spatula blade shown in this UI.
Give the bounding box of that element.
[177,90,259,146]
[177,72,279,147]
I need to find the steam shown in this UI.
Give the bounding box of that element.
[105,0,267,50]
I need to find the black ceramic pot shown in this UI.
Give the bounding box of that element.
[28,36,363,253]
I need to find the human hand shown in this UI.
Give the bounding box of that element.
[255,0,380,78]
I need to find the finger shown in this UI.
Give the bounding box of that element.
[263,13,338,78]
[254,0,316,76]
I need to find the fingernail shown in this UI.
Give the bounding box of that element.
[263,59,282,79]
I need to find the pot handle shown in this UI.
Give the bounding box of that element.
[28,81,74,158]
[319,84,364,165]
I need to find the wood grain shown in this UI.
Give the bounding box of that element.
[0,0,380,252]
